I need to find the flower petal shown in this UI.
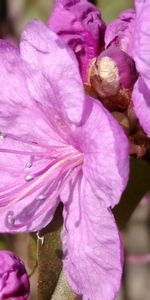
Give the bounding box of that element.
[20,19,85,125]
[0,40,68,188]
[135,0,145,16]
[62,172,123,300]
[48,0,105,82]
[0,191,59,233]
[0,40,67,232]
[73,97,129,208]
[0,166,63,232]
[105,9,135,56]
[133,0,150,88]
[132,77,150,136]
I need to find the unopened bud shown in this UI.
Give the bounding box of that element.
[89,46,137,110]
[0,250,30,299]
[105,9,135,56]
[48,0,106,82]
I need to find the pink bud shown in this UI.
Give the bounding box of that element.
[0,250,30,300]
[89,46,137,99]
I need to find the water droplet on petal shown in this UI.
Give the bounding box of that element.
[36,194,46,201]
[24,174,34,182]
[0,132,7,139]
[7,214,15,225]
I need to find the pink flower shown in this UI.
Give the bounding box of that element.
[0,250,30,300]
[48,0,106,82]
[105,9,135,56]
[0,20,129,299]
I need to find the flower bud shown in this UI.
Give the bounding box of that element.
[105,9,135,56]
[48,0,106,82]
[89,46,137,108]
[0,250,30,300]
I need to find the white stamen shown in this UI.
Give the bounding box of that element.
[37,232,44,245]
[0,152,83,214]
[0,132,7,140]
[24,174,34,182]
[36,194,46,201]
[7,214,15,225]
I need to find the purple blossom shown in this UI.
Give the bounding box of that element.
[0,20,129,299]
[0,250,30,300]
[48,0,106,82]
[105,9,135,56]
[132,0,150,136]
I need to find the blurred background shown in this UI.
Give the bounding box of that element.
[0,0,150,300]
[0,0,134,38]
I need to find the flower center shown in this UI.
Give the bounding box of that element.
[0,135,83,218]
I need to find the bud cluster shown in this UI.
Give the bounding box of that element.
[83,4,150,160]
